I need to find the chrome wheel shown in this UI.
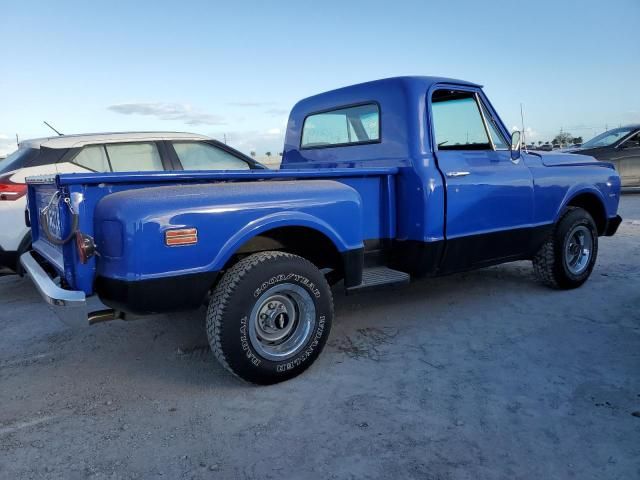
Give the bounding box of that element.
[248,283,316,361]
[564,225,593,275]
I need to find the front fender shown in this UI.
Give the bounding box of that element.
[555,184,608,222]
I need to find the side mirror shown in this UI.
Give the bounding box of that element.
[510,131,522,161]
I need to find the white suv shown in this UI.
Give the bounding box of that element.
[0,131,263,273]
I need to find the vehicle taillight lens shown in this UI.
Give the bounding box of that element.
[0,175,27,201]
[75,231,96,264]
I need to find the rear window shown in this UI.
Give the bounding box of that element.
[0,148,39,175]
[301,103,380,149]
[0,146,68,175]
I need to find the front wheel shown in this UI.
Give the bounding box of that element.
[532,207,598,289]
[206,251,333,384]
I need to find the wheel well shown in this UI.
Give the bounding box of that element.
[225,226,344,276]
[567,193,606,234]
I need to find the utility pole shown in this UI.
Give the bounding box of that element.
[223,133,227,144]
[15,134,19,146]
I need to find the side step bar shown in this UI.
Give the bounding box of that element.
[346,266,410,294]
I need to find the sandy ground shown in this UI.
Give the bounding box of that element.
[1,195,639,480]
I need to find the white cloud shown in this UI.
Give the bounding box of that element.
[108,102,225,126]
[523,127,539,142]
[226,101,275,107]
[0,134,18,157]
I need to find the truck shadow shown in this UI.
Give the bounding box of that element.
[8,260,541,390]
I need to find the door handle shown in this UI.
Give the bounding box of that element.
[446,171,471,177]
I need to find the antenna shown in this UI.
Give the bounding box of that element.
[520,103,527,152]
[16,133,19,146]
[43,121,63,136]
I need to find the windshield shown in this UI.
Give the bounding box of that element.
[581,127,637,149]
[0,147,39,175]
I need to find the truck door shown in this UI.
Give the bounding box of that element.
[430,87,534,271]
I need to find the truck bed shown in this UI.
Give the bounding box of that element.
[27,167,399,303]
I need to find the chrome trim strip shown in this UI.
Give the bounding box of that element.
[20,252,85,307]
[475,92,496,151]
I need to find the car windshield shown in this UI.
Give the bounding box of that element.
[0,147,39,175]
[581,127,637,149]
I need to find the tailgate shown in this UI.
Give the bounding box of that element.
[27,178,73,277]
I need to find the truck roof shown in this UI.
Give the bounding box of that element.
[290,76,481,112]
[19,131,210,150]
[282,76,484,167]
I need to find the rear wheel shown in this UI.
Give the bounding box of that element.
[532,207,598,289]
[206,251,333,384]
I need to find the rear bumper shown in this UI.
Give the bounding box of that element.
[19,251,85,307]
[604,215,622,237]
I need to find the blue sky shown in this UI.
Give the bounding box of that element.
[1,0,639,157]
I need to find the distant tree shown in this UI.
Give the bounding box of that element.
[538,141,543,146]
[552,131,574,147]
[265,151,272,157]
[573,136,583,144]
[250,151,256,157]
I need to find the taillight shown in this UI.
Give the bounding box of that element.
[0,174,27,201]
[75,231,96,264]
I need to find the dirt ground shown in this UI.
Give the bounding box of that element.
[1,195,639,480]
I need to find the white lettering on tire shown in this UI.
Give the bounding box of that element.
[239,316,261,366]
[253,273,321,299]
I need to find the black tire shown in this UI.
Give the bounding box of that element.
[206,251,333,385]
[14,233,32,276]
[532,207,598,289]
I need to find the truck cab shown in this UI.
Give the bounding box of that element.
[21,76,622,384]
[282,76,621,276]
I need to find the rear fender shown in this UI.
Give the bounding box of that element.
[94,180,365,281]
[210,210,361,272]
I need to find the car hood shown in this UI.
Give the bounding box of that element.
[530,151,613,168]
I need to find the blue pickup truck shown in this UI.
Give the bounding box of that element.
[21,76,622,384]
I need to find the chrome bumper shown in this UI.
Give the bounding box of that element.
[20,251,85,307]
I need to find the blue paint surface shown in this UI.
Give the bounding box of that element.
[27,77,621,295]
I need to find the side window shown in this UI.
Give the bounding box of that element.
[431,90,491,150]
[479,101,508,149]
[622,133,640,148]
[106,143,164,172]
[72,145,110,172]
[301,103,380,148]
[172,142,250,170]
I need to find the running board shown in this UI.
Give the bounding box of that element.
[346,267,410,294]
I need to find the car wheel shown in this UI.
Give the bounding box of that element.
[206,251,333,384]
[532,207,598,289]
